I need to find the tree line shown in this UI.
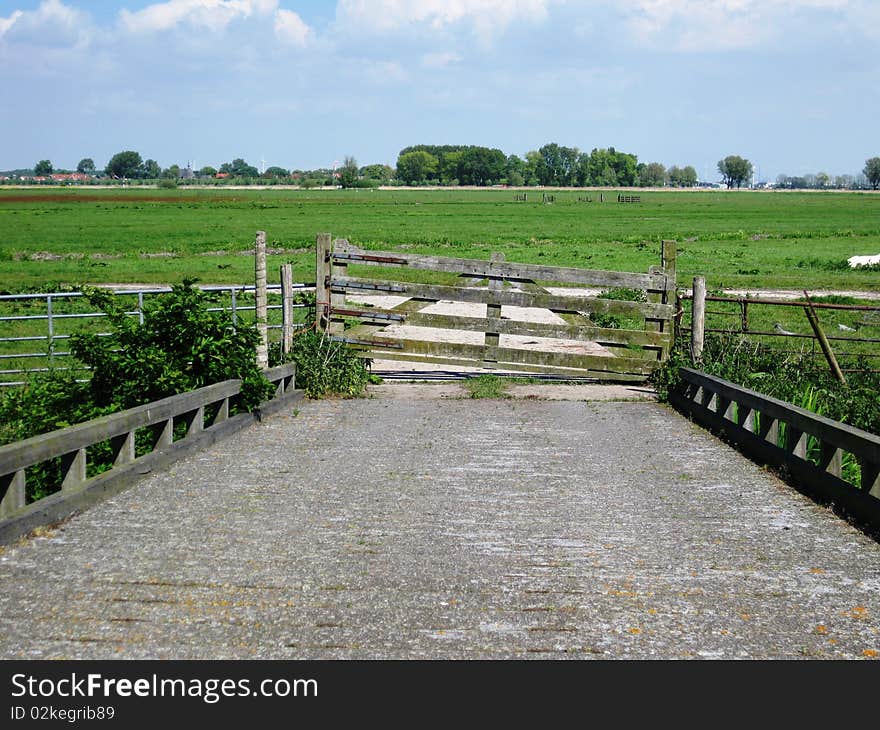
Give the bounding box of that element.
[394,143,699,188]
[11,150,880,190]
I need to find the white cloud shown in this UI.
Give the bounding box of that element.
[0,10,23,37]
[119,0,278,34]
[623,0,864,52]
[0,0,92,49]
[336,0,554,40]
[274,8,312,46]
[421,51,461,68]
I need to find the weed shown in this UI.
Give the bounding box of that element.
[463,375,510,399]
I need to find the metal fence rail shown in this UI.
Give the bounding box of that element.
[0,284,315,386]
[678,285,880,372]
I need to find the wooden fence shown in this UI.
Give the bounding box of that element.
[0,363,297,541]
[671,368,880,527]
[315,234,677,380]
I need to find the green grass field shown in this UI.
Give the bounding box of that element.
[1,187,878,292]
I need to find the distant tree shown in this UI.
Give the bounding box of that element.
[220,158,259,178]
[143,159,161,179]
[536,143,579,186]
[457,147,506,186]
[396,150,438,185]
[717,155,753,189]
[639,162,667,187]
[668,165,696,187]
[105,151,144,179]
[864,157,880,190]
[359,164,393,182]
[506,154,526,185]
[815,171,830,189]
[524,150,545,186]
[34,160,53,176]
[162,164,181,179]
[679,165,698,187]
[76,158,95,174]
[439,151,463,184]
[199,166,218,178]
[339,156,359,188]
[263,166,289,179]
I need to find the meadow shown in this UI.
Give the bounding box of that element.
[1,187,879,292]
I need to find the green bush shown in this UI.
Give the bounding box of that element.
[71,281,272,411]
[286,329,374,398]
[0,281,274,500]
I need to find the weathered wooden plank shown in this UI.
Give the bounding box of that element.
[345,337,657,374]
[337,307,669,350]
[329,247,667,290]
[331,278,674,319]
[341,297,433,341]
[395,312,670,350]
[0,379,242,476]
[263,363,297,383]
[359,351,649,381]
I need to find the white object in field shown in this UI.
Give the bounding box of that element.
[848,254,880,268]
[838,323,856,331]
[774,323,796,335]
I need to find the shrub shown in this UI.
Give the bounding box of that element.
[0,281,275,500]
[287,329,374,398]
[71,280,273,411]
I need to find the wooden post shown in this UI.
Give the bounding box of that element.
[661,240,677,307]
[484,252,504,366]
[802,293,846,385]
[0,470,26,517]
[254,231,269,369]
[111,431,135,466]
[61,448,86,491]
[329,239,347,336]
[315,233,331,332]
[280,263,295,357]
[152,418,174,449]
[691,276,706,362]
[661,240,677,355]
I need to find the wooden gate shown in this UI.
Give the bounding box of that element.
[315,234,676,381]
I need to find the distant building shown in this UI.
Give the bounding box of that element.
[215,172,230,179]
[50,173,92,183]
[180,166,195,180]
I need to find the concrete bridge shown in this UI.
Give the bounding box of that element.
[1,384,878,659]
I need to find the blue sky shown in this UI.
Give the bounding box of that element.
[1,0,877,181]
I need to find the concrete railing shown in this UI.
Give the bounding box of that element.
[671,367,880,527]
[0,363,299,543]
